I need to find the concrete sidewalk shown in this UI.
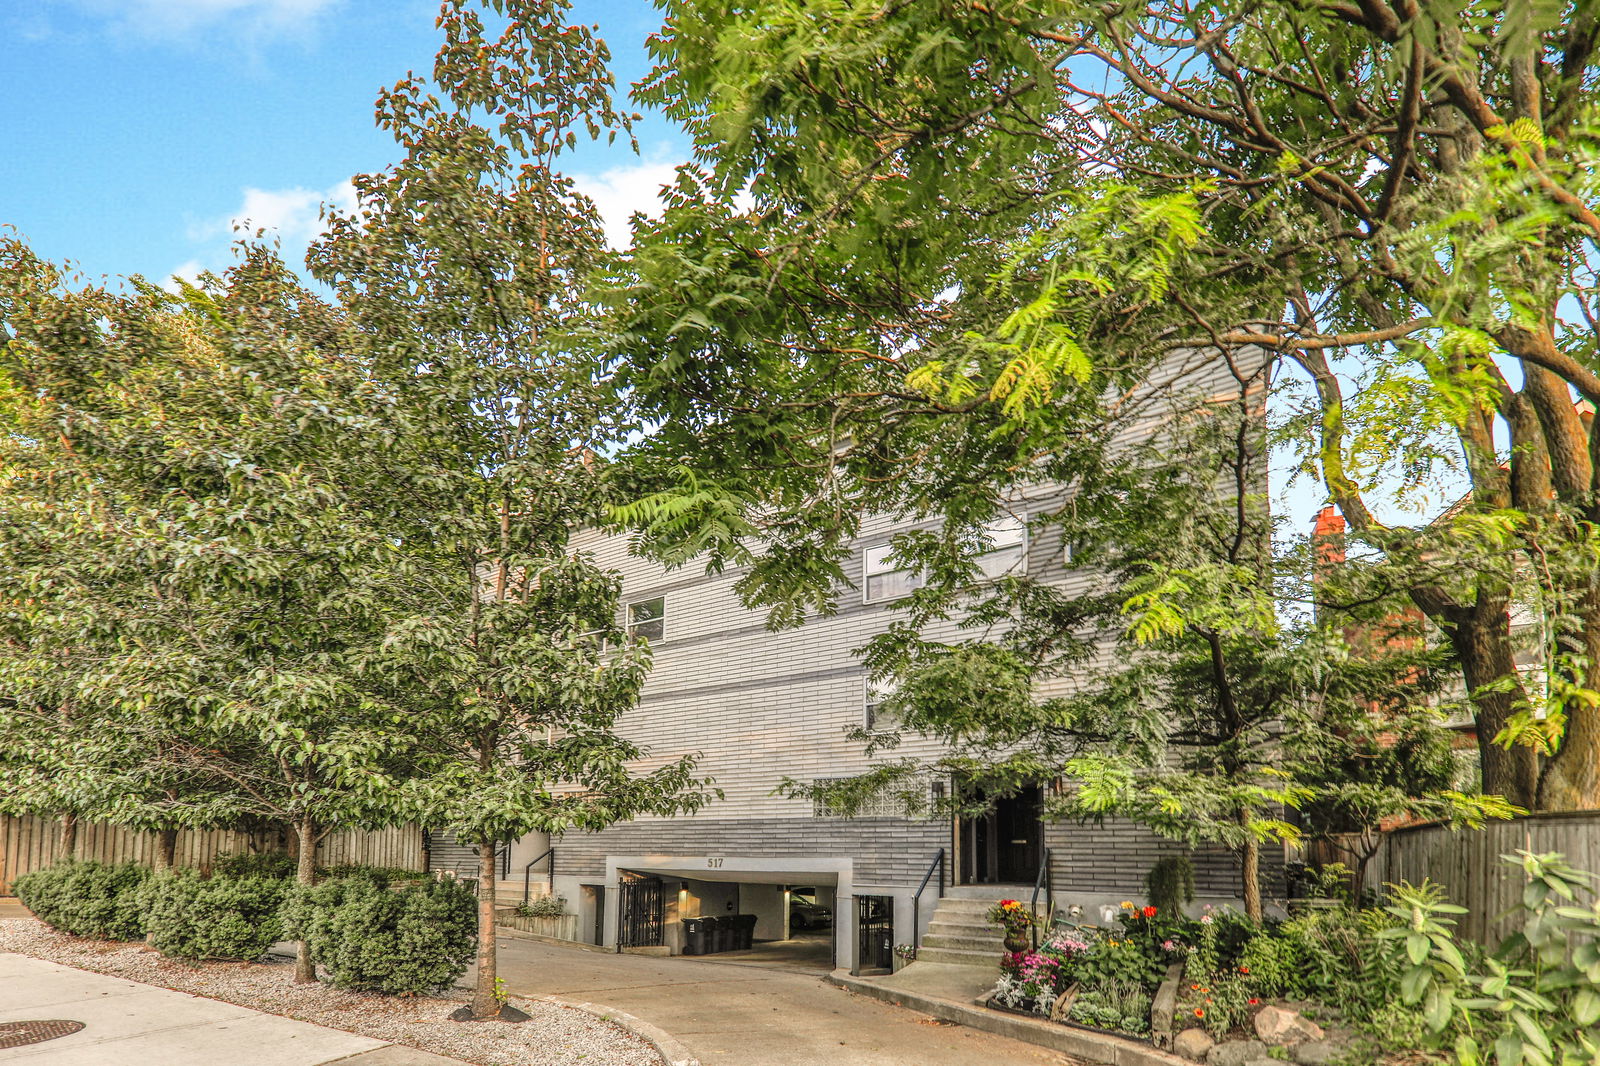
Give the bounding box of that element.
[0,954,467,1066]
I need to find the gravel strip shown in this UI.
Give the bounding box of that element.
[0,918,662,1066]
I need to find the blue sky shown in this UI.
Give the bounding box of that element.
[3,0,683,285]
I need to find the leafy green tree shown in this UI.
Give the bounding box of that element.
[0,241,422,982]
[309,0,714,1019]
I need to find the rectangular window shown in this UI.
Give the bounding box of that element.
[864,677,898,733]
[811,777,907,819]
[863,544,925,603]
[976,514,1026,579]
[626,596,665,642]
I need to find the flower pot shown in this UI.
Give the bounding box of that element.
[1003,930,1030,953]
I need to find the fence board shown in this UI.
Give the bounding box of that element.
[0,816,424,894]
[1363,810,1600,944]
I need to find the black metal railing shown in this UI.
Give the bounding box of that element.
[910,847,946,954]
[1029,846,1054,949]
[522,848,555,904]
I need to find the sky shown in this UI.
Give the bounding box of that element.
[2,0,683,284]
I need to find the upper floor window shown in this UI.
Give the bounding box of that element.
[626,596,665,642]
[863,515,1027,603]
[863,544,925,603]
[976,515,1026,578]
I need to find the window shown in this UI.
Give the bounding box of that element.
[626,597,665,642]
[976,514,1026,579]
[811,778,907,818]
[863,544,924,603]
[864,677,898,733]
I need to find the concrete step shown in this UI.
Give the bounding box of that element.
[916,944,1003,967]
[921,932,1005,953]
[926,920,997,937]
[941,884,1036,901]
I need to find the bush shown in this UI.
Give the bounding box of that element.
[212,851,296,880]
[316,863,429,886]
[13,862,150,940]
[141,872,288,960]
[514,894,567,918]
[281,874,475,995]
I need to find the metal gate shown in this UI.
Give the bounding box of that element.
[617,877,664,949]
[855,894,894,974]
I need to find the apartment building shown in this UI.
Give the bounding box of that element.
[434,353,1278,973]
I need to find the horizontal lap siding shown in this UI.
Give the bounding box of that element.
[555,816,948,886]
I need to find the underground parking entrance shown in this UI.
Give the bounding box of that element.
[606,855,855,973]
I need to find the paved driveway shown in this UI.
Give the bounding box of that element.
[495,935,1078,1066]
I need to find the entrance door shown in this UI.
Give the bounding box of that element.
[959,785,1043,884]
[618,877,664,948]
[854,895,893,975]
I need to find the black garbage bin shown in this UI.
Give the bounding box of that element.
[704,915,728,953]
[734,913,757,950]
[681,916,708,956]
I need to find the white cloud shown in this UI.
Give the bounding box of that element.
[53,0,338,46]
[573,157,682,251]
[171,179,352,285]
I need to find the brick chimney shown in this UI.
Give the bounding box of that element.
[1312,505,1346,623]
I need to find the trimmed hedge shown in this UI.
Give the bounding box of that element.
[281,874,475,995]
[140,872,289,961]
[212,851,297,880]
[13,861,151,940]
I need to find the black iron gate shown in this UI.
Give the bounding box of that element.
[854,894,894,974]
[617,877,664,949]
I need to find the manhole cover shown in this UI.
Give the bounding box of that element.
[0,1020,86,1048]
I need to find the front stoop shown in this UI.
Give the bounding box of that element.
[831,962,1186,1066]
[915,892,1044,967]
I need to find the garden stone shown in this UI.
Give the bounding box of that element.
[1255,1005,1325,1046]
[1293,1039,1344,1066]
[1174,1027,1215,1062]
[1206,1039,1268,1066]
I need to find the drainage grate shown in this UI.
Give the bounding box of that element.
[0,1020,86,1048]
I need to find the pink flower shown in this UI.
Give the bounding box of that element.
[1162,939,1177,951]
[1200,914,1213,924]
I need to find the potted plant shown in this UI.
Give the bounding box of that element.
[987,898,1040,952]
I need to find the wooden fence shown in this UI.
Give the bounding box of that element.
[0,816,425,895]
[1361,810,1600,943]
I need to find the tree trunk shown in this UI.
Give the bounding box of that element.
[1237,818,1262,922]
[152,828,178,873]
[293,817,319,984]
[59,811,77,862]
[1450,613,1540,809]
[471,840,501,1019]
[1537,595,1600,809]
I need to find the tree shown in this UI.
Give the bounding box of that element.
[624,0,1600,811]
[0,241,421,981]
[309,0,714,1019]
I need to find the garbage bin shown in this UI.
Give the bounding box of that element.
[681,917,708,956]
[734,913,757,950]
[704,915,728,953]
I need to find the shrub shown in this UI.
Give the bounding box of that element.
[514,894,566,919]
[282,874,475,995]
[212,851,296,880]
[13,862,150,940]
[141,872,288,960]
[317,863,429,886]
[1145,856,1195,915]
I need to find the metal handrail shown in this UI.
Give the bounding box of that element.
[910,848,946,954]
[1029,846,1053,950]
[522,848,555,904]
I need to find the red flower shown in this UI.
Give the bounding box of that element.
[1249,998,1260,1005]
[999,899,1018,907]
[1142,905,1158,918]
[1239,965,1250,974]
[1194,1009,1205,1018]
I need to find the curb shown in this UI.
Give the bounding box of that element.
[828,970,1187,1066]
[515,995,700,1066]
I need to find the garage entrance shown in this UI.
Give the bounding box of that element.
[605,855,852,970]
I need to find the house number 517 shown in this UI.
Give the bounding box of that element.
[706,858,723,868]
